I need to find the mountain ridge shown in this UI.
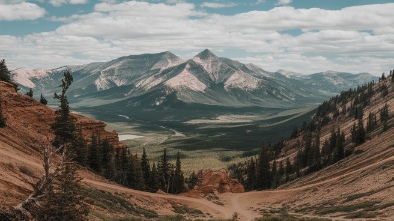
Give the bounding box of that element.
[11,50,378,109]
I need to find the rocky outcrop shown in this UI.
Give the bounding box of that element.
[0,81,127,151]
[75,117,127,149]
[193,168,244,194]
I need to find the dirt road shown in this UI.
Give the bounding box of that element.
[82,146,394,221]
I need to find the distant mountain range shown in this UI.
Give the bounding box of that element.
[11,49,378,109]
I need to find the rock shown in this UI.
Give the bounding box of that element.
[193,168,244,194]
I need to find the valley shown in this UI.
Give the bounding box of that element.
[98,106,315,173]
[11,50,377,172]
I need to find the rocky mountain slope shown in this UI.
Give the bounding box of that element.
[9,50,378,153]
[0,81,126,206]
[12,50,377,109]
[260,74,394,219]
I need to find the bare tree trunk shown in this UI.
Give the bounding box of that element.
[14,145,65,220]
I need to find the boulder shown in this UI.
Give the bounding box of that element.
[193,168,244,194]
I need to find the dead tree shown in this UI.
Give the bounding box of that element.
[14,145,65,220]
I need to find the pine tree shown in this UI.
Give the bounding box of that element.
[392,70,394,82]
[367,112,377,132]
[38,151,89,221]
[380,103,389,123]
[127,154,145,190]
[270,159,278,189]
[73,126,88,167]
[351,122,357,143]
[114,148,122,183]
[321,140,331,166]
[120,148,129,185]
[334,129,345,162]
[40,93,48,105]
[329,127,337,152]
[101,139,115,180]
[150,163,160,192]
[293,153,301,177]
[285,157,292,176]
[285,157,293,182]
[356,117,366,145]
[88,133,102,173]
[0,95,6,128]
[303,131,312,167]
[25,88,33,97]
[51,72,76,148]
[0,59,12,83]
[186,171,198,190]
[172,151,185,194]
[245,158,256,190]
[256,148,271,190]
[278,161,284,177]
[141,147,151,191]
[309,131,321,171]
[158,148,171,192]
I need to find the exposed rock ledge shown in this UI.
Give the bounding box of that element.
[193,168,244,194]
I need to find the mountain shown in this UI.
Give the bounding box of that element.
[10,50,378,151]
[11,50,377,109]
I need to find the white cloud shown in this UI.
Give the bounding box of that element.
[1,1,394,76]
[235,54,394,75]
[276,0,292,6]
[49,0,88,7]
[201,2,237,8]
[166,0,184,3]
[0,2,46,20]
[255,0,265,5]
[0,0,25,3]
[218,4,394,34]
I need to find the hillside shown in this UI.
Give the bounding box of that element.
[246,74,394,219]
[0,81,126,205]
[1,73,394,221]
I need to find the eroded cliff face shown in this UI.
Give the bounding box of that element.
[0,81,127,153]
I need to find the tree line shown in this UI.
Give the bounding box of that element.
[230,70,393,191]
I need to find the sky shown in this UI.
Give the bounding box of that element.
[0,0,393,75]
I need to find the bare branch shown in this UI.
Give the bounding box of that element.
[14,144,67,219]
